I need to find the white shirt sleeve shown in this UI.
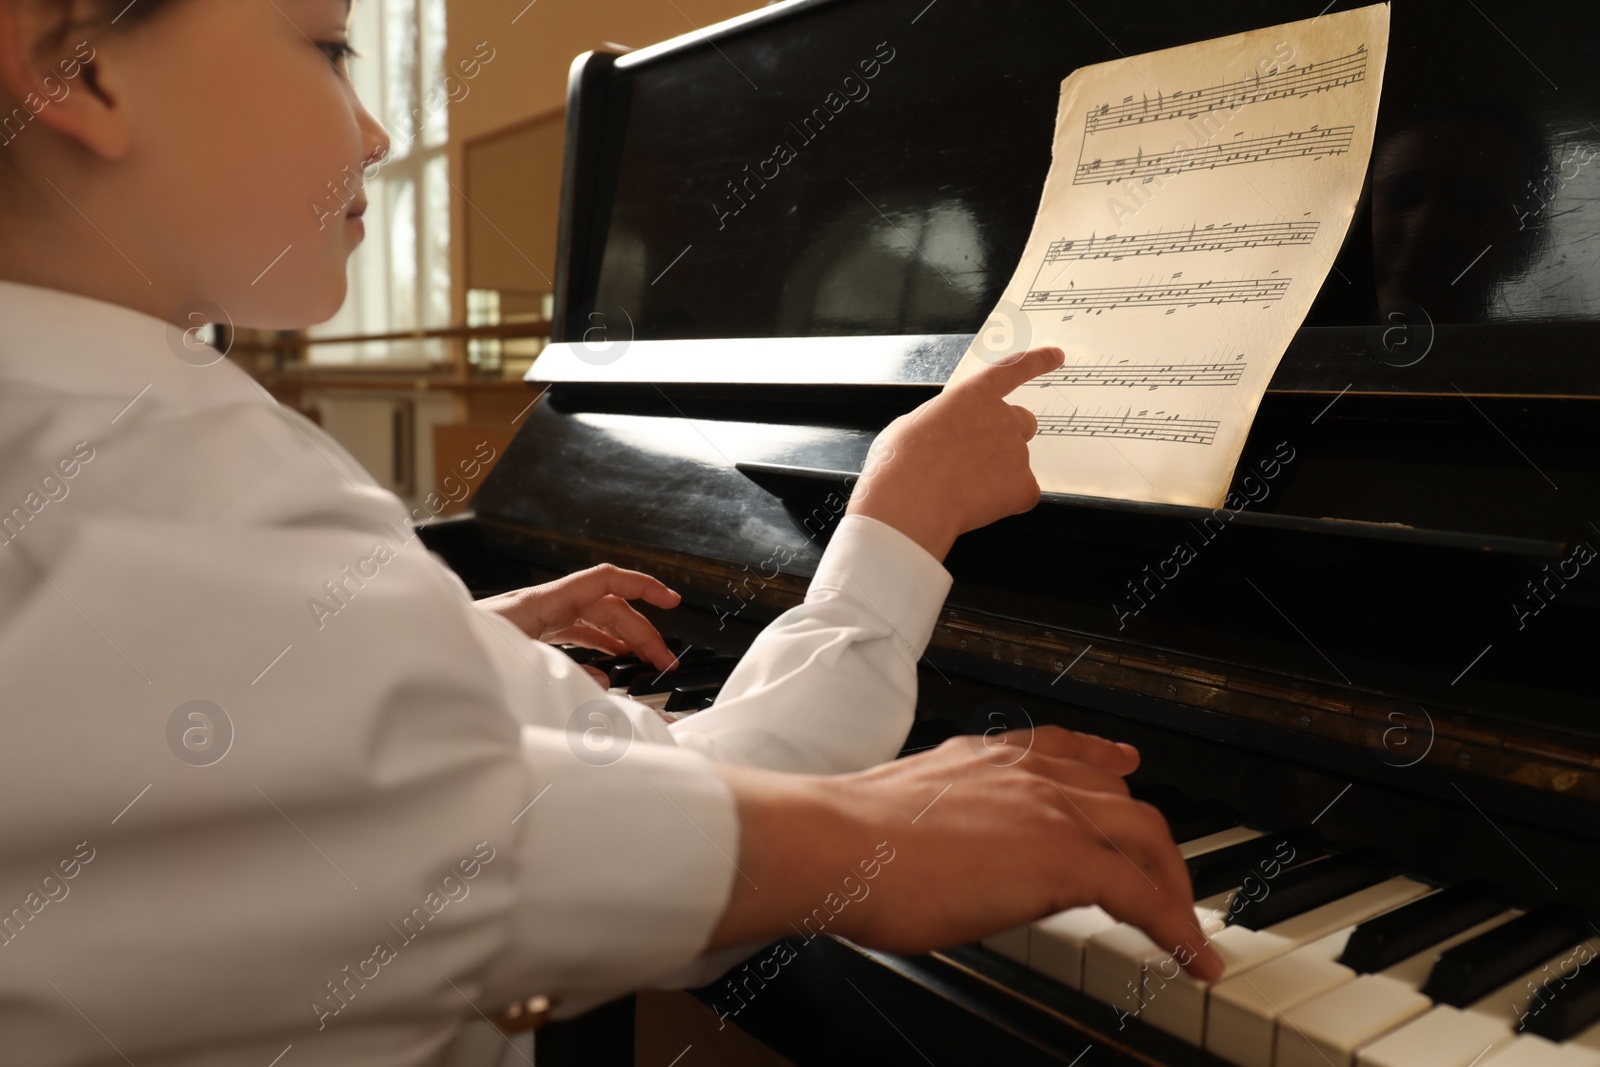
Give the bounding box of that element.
[670,513,952,775]
[477,513,954,1010]
[0,321,953,1065]
[614,513,953,995]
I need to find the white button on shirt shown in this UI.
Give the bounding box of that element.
[0,280,953,1065]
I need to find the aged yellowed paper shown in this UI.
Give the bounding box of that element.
[948,4,1390,507]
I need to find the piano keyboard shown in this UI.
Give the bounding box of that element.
[977,790,1600,1067]
[557,639,1600,1067]
[558,641,736,720]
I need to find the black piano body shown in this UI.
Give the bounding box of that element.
[424,0,1600,1062]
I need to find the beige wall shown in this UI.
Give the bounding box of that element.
[444,0,766,326]
[462,114,565,298]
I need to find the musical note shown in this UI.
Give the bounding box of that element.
[1083,46,1368,136]
[1042,355,1248,390]
[1022,277,1290,312]
[1073,126,1355,185]
[1036,410,1220,446]
[1040,221,1319,267]
[945,4,1389,509]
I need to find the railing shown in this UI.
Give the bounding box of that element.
[230,320,553,381]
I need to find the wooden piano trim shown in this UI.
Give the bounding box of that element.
[923,941,1214,1066]
[478,519,1600,808]
[853,937,1188,1067]
[926,611,1600,803]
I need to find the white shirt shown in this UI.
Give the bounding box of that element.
[0,280,953,1066]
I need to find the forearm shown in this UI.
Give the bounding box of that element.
[703,763,869,952]
[701,731,1223,979]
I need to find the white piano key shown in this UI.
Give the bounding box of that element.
[1180,826,1264,858]
[1082,891,1233,1016]
[1141,876,1430,1045]
[1567,1017,1600,1052]
[1277,974,1436,1067]
[1477,1036,1600,1067]
[1274,910,1521,1067]
[1355,1005,1516,1067]
[1355,939,1600,1067]
[1029,906,1120,988]
[980,925,1031,965]
[1571,1015,1600,1052]
[1020,824,1257,989]
[1207,928,1359,1067]
[1082,922,1175,1020]
[1379,910,1524,988]
[1213,893,1532,1067]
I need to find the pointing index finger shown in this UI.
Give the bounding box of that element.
[964,345,1065,398]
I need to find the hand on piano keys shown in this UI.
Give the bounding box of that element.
[708,724,1225,978]
[475,562,684,673]
[562,650,1231,974]
[847,345,1065,562]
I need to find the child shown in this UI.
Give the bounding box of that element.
[0,1,1219,1062]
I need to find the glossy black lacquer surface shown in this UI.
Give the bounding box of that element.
[567,0,1600,341]
[478,0,1600,740]
[482,374,1600,734]
[464,4,1600,1064]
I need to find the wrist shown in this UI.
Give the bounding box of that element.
[706,765,873,951]
[845,486,960,563]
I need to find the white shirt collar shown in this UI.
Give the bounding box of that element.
[0,278,272,412]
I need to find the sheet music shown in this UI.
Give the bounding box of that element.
[948,4,1390,508]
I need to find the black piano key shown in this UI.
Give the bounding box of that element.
[1130,784,1190,811]
[1421,904,1589,1008]
[630,662,738,696]
[664,683,723,712]
[1125,783,1239,843]
[1188,828,1322,899]
[677,655,738,676]
[578,639,706,672]
[1227,848,1391,931]
[604,660,652,687]
[1524,941,1600,1040]
[609,645,716,680]
[898,719,962,757]
[1337,881,1511,974]
[627,656,739,697]
[1165,801,1240,845]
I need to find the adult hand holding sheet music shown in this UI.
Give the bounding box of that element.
[947,4,1390,508]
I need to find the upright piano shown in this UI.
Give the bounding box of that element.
[423,0,1600,1062]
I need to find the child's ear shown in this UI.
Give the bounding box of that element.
[0,0,132,160]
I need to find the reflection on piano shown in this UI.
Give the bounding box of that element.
[426,0,1600,1063]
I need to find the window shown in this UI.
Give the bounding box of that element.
[308,0,452,365]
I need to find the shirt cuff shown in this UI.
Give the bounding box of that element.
[476,730,740,1017]
[807,513,953,655]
